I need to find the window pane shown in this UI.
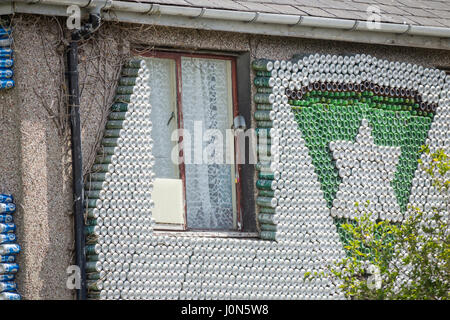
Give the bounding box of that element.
[181,57,235,230]
[145,57,179,180]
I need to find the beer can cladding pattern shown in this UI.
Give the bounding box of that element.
[0,194,20,300]
[0,194,13,203]
[253,54,448,293]
[0,215,13,223]
[84,54,448,300]
[0,24,14,91]
[0,203,15,214]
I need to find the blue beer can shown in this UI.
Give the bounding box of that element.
[0,28,10,39]
[0,281,16,292]
[0,59,13,68]
[0,215,13,223]
[0,69,13,78]
[0,292,21,300]
[0,263,19,274]
[0,223,15,233]
[0,79,14,89]
[0,274,15,282]
[0,48,12,58]
[0,194,13,203]
[0,234,16,244]
[0,203,15,214]
[0,256,15,263]
[0,244,20,255]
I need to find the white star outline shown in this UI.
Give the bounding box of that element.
[329,118,404,222]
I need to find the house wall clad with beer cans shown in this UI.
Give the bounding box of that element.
[1,16,449,299]
[84,53,449,300]
[0,194,21,300]
[0,23,13,91]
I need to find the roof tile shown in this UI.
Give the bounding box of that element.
[291,0,331,7]
[373,0,398,5]
[243,0,282,2]
[398,6,441,18]
[125,0,192,5]
[321,8,369,20]
[395,0,426,8]
[430,1,450,10]
[397,0,450,10]
[293,6,338,18]
[426,9,450,19]
[254,0,308,4]
[435,18,450,28]
[235,1,284,13]
[405,15,447,27]
[376,4,412,16]
[342,1,374,11]
[263,3,308,15]
[184,0,249,10]
[319,0,358,11]
[381,13,420,25]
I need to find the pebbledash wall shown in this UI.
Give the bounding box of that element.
[0,15,449,299]
[0,16,74,299]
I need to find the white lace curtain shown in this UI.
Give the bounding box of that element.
[146,58,179,180]
[181,57,234,230]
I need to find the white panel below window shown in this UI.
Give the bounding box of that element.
[152,178,185,228]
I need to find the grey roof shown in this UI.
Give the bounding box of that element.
[125,0,450,28]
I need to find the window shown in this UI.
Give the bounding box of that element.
[140,51,243,232]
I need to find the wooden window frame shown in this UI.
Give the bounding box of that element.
[138,50,244,232]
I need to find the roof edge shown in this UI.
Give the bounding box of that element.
[4,0,450,50]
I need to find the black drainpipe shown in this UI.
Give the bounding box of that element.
[67,12,101,300]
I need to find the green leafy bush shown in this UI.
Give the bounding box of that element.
[306,147,449,300]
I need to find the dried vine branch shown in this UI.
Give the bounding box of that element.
[77,24,131,179]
